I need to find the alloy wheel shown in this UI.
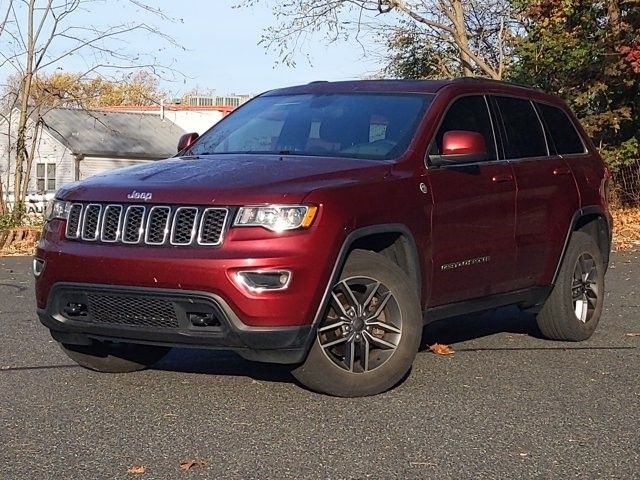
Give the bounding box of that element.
[571,253,599,323]
[317,276,403,373]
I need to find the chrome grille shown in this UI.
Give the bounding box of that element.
[199,208,228,245]
[122,206,145,244]
[101,205,122,242]
[171,207,198,245]
[66,204,83,239]
[145,207,170,244]
[65,203,228,247]
[81,204,102,241]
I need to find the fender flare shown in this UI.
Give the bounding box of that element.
[302,224,422,353]
[552,205,612,285]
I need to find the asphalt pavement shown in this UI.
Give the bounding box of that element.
[1,253,638,479]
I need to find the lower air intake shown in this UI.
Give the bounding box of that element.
[86,293,180,329]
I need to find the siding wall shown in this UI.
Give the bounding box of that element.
[106,109,223,135]
[1,111,159,210]
[79,157,152,180]
[166,110,222,135]
[0,112,74,203]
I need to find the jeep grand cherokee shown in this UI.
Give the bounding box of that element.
[35,79,612,397]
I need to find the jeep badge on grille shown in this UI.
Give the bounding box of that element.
[127,190,153,201]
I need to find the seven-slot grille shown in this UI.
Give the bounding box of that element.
[65,203,229,247]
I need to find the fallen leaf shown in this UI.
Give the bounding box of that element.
[429,343,455,356]
[612,207,640,251]
[625,333,640,337]
[180,459,208,471]
[0,227,40,256]
[127,465,146,475]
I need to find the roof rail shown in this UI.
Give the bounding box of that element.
[449,76,539,91]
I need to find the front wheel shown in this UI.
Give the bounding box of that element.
[292,250,422,397]
[60,341,171,373]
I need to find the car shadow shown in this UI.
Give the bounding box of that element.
[153,306,546,383]
[420,306,545,350]
[154,348,295,383]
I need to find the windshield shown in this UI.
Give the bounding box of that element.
[186,93,434,161]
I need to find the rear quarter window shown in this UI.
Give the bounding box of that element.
[537,103,586,155]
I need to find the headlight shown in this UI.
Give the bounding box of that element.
[234,205,317,232]
[44,200,71,222]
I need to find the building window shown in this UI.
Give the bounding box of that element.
[36,163,56,192]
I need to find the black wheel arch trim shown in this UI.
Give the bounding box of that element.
[552,205,612,285]
[305,223,422,351]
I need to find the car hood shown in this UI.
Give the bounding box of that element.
[57,154,392,205]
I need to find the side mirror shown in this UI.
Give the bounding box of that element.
[435,130,487,164]
[177,132,199,153]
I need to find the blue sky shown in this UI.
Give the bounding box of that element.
[1,1,384,97]
[156,1,383,96]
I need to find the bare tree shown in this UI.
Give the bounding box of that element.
[241,0,519,80]
[0,0,183,221]
[0,0,12,40]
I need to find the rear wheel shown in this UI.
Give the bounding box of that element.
[292,250,422,397]
[537,231,605,341]
[60,341,170,373]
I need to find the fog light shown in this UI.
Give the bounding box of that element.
[63,302,88,317]
[33,258,45,277]
[188,312,220,328]
[236,270,292,292]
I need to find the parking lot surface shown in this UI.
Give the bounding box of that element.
[1,253,638,479]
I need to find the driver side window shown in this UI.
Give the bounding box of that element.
[430,96,497,161]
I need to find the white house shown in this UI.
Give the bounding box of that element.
[0,107,185,210]
[99,104,232,135]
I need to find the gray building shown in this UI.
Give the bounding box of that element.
[0,107,185,204]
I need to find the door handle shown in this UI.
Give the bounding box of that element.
[492,174,513,183]
[553,167,572,176]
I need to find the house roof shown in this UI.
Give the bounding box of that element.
[40,108,185,159]
[101,105,235,114]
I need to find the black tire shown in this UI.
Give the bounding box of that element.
[292,249,422,397]
[537,231,605,341]
[60,341,171,373]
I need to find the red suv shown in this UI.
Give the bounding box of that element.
[35,79,612,397]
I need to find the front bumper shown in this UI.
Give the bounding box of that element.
[35,218,343,363]
[38,283,312,364]
[35,220,338,328]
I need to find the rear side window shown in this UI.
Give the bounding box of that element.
[537,103,585,155]
[431,95,496,161]
[494,96,547,159]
